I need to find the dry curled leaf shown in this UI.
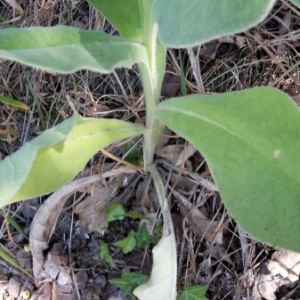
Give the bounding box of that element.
[268,250,300,282]
[173,190,223,244]
[39,244,72,286]
[75,179,121,233]
[136,177,154,214]
[30,175,99,278]
[155,127,172,151]
[134,177,177,299]
[218,35,246,48]
[155,143,196,167]
[30,166,134,278]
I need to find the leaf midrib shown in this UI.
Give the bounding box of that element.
[158,105,296,182]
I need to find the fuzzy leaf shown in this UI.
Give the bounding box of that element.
[289,0,300,7]
[0,115,144,207]
[0,26,147,73]
[133,230,177,299]
[134,164,177,299]
[87,0,142,42]
[152,0,276,47]
[155,87,300,252]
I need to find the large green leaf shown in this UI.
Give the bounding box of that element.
[0,115,144,206]
[289,0,300,8]
[152,0,276,47]
[0,26,147,73]
[155,87,300,251]
[87,0,143,42]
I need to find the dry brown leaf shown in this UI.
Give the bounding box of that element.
[74,172,122,234]
[161,73,181,98]
[155,127,172,154]
[39,244,71,286]
[155,144,196,167]
[30,282,52,300]
[168,173,198,195]
[156,144,184,163]
[30,175,99,278]
[1,0,24,24]
[199,40,219,61]
[30,166,134,278]
[173,190,223,244]
[74,179,121,233]
[218,35,246,48]
[112,173,141,205]
[268,250,300,282]
[136,177,154,214]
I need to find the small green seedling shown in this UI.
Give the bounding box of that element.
[103,203,160,258]
[0,0,300,297]
[110,270,150,299]
[123,140,142,166]
[101,205,161,299]
[100,241,114,268]
[177,285,209,300]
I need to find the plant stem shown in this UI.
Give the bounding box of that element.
[148,163,175,239]
[138,0,166,168]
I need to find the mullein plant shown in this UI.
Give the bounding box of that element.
[0,0,300,297]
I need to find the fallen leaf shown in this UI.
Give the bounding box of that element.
[173,190,223,244]
[136,177,154,214]
[161,73,181,98]
[30,175,99,278]
[268,250,300,282]
[134,178,177,299]
[75,178,122,233]
[175,144,197,167]
[86,103,112,117]
[75,195,108,233]
[133,230,177,299]
[156,144,196,167]
[8,276,22,299]
[39,245,71,286]
[218,35,246,48]
[155,127,172,152]
[199,41,219,61]
[30,167,133,278]
[30,282,51,300]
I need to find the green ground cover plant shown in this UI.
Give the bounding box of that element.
[0,0,300,298]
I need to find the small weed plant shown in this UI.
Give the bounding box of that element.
[0,0,300,298]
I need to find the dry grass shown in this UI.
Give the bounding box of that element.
[0,0,300,299]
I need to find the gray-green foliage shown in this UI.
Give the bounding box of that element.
[0,1,299,295]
